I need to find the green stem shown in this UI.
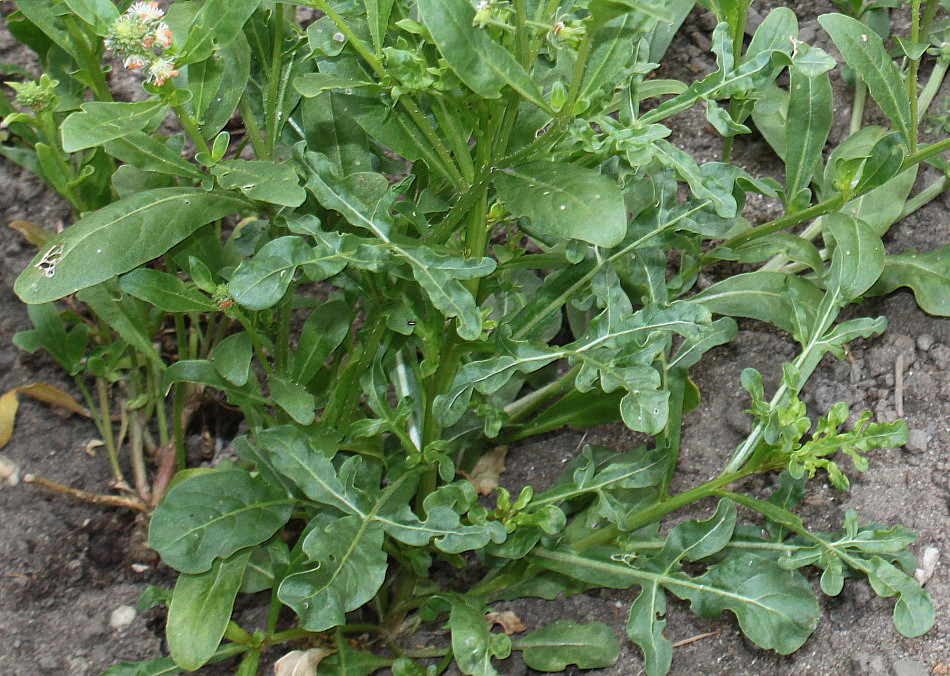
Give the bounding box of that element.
[898,173,950,220]
[172,383,187,471]
[919,59,950,120]
[570,470,751,550]
[35,111,87,212]
[503,365,580,424]
[238,96,268,159]
[63,16,112,101]
[264,3,286,159]
[96,377,123,484]
[231,309,273,377]
[908,0,923,153]
[310,0,466,189]
[657,367,687,500]
[849,78,867,137]
[171,103,212,157]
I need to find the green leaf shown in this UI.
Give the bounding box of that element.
[417,0,548,111]
[494,162,627,248]
[668,554,819,654]
[366,0,397,54]
[61,101,167,153]
[299,149,392,240]
[62,0,118,35]
[293,300,352,384]
[694,271,824,343]
[295,73,374,97]
[228,236,314,311]
[212,160,306,207]
[868,245,950,316]
[241,538,290,593]
[181,0,263,64]
[626,580,671,676]
[148,469,293,574]
[840,165,917,237]
[76,283,164,366]
[818,14,911,141]
[269,375,316,425]
[103,133,206,181]
[166,549,251,671]
[301,92,375,177]
[100,657,182,676]
[210,333,254,387]
[865,557,935,637]
[278,515,388,631]
[579,14,647,104]
[15,188,245,304]
[449,600,511,676]
[652,140,737,217]
[399,245,495,340]
[784,69,832,211]
[822,213,885,302]
[514,621,619,671]
[12,303,88,376]
[186,32,252,139]
[589,0,672,26]
[118,269,217,313]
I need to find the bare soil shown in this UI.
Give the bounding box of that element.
[0,2,947,674]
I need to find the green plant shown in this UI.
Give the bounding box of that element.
[2,0,948,674]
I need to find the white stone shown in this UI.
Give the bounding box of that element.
[110,605,137,630]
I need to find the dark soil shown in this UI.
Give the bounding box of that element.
[1,2,947,675]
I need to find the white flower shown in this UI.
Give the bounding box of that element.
[129,2,164,23]
[153,22,173,49]
[146,57,178,86]
[124,54,149,70]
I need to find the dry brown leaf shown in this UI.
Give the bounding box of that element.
[486,610,525,635]
[933,664,949,675]
[0,383,92,451]
[465,446,507,495]
[16,383,91,417]
[0,390,19,449]
[273,648,332,675]
[8,220,55,247]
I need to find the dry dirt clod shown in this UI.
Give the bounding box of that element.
[914,547,940,585]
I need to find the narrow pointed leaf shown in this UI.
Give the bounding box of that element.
[819,14,911,141]
[418,0,548,110]
[514,621,619,671]
[785,68,831,210]
[119,268,217,312]
[166,549,251,670]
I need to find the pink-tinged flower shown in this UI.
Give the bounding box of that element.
[153,23,173,49]
[146,57,179,86]
[124,54,150,70]
[129,2,164,23]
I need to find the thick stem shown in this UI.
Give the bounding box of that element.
[569,470,751,550]
[63,15,112,102]
[849,78,867,137]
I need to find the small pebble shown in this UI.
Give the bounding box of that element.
[109,605,137,630]
[905,429,930,453]
[892,658,930,676]
[0,455,20,487]
[917,334,934,352]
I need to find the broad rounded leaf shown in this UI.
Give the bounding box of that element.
[15,189,246,304]
[495,162,626,248]
[149,469,293,574]
[118,268,218,313]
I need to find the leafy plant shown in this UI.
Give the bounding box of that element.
[2,0,948,674]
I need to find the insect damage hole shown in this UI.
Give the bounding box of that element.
[35,243,65,278]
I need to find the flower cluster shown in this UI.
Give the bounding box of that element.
[6,74,59,113]
[104,2,178,86]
